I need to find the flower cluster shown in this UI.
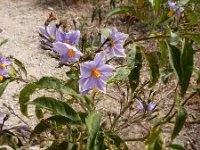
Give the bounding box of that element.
[39,23,83,64]
[0,56,12,81]
[39,24,128,95]
[104,28,128,59]
[167,1,184,17]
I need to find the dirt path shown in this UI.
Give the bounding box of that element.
[0,0,91,132]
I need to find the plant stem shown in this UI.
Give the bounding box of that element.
[111,100,133,130]
[3,103,29,126]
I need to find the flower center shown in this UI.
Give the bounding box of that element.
[92,88,99,93]
[64,41,70,44]
[67,49,75,58]
[167,9,175,17]
[109,38,115,48]
[0,75,3,81]
[0,64,6,69]
[91,68,101,78]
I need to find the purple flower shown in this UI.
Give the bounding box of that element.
[167,1,184,17]
[137,101,156,111]
[56,30,80,45]
[147,103,156,111]
[53,42,83,63]
[79,53,114,95]
[175,7,184,16]
[0,56,12,81]
[168,1,176,9]
[17,125,30,138]
[137,101,145,110]
[38,23,58,49]
[0,68,9,81]
[104,28,128,59]
[0,56,13,69]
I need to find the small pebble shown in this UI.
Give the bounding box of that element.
[47,6,54,11]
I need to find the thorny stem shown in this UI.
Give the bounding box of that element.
[163,83,179,119]
[162,91,198,124]
[124,32,200,47]
[3,103,29,126]
[111,100,134,130]
[72,96,88,112]
[124,133,149,142]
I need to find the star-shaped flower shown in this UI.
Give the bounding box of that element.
[104,28,128,59]
[38,23,58,49]
[56,30,80,45]
[0,56,12,81]
[79,53,114,95]
[53,42,83,63]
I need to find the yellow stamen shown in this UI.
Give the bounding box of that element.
[0,75,3,81]
[67,49,75,58]
[64,41,70,44]
[109,38,115,48]
[167,9,175,17]
[0,64,6,69]
[91,68,101,78]
[92,88,99,93]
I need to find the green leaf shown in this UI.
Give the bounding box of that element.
[108,68,130,83]
[190,0,200,3]
[35,106,43,119]
[184,8,198,25]
[156,12,170,25]
[167,44,182,83]
[66,67,79,80]
[184,35,200,45]
[0,79,11,96]
[149,0,162,12]
[171,108,187,140]
[142,50,160,87]
[159,41,168,67]
[32,119,51,135]
[19,77,88,116]
[14,58,27,77]
[128,45,142,91]
[19,83,38,116]
[127,44,141,68]
[32,115,76,137]
[0,39,8,47]
[161,68,173,84]
[107,6,135,17]
[86,110,102,150]
[107,133,128,150]
[32,97,81,123]
[95,130,106,150]
[168,144,186,150]
[177,0,190,6]
[180,39,194,95]
[145,125,163,150]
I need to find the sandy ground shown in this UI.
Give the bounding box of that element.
[0,0,91,149]
[0,0,200,150]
